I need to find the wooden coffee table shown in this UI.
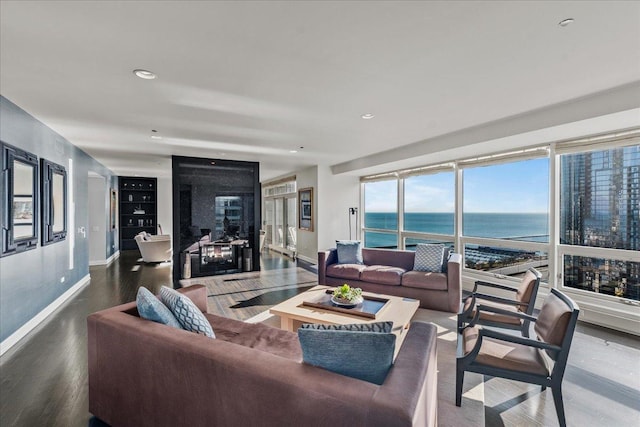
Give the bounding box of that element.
[269,285,419,358]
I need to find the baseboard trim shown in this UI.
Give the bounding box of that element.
[0,274,91,356]
[296,254,316,264]
[89,250,120,266]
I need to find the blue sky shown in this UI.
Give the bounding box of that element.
[365,158,549,213]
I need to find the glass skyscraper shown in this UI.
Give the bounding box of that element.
[560,145,640,300]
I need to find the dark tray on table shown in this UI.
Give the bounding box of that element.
[301,289,390,319]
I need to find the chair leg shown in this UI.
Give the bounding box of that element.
[551,384,566,427]
[522,320,531,338]
[456,362,464,407]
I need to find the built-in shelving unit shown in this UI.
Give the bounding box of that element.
[119,176,157,251]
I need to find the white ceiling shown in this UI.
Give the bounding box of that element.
[1,1,639,180]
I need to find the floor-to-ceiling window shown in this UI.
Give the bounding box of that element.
[558,143,639,301]
[363,179,398,249]
[360,131,639,330]
[461,156,550,281]
[403,169,455,253]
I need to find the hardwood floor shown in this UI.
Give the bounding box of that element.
[0,250,638,426]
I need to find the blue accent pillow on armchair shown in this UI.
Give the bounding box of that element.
[298,322,395,385]
[136,286,182,329]
[336,240,363,264]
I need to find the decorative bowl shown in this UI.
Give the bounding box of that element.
[331,295,364,307]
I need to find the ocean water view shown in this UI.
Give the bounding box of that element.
[364,212,549,248]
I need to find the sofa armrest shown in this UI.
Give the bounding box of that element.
[318,249,338,284]
[368,322,438,427]
[446,253,462,313]
[148,234,171,241]
[177,284,208,313]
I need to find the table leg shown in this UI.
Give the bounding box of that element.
[280,316,294,332]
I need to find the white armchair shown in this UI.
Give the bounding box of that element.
[134,233,172,263]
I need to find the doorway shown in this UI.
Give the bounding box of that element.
[88,173,107,265]
[264,195,296,258]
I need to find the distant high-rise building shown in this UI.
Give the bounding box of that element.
[560,145,640,300]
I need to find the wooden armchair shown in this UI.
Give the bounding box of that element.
[456,288,579,427]
[458,268,541,337]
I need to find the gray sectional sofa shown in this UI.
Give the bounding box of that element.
[318,247,462,312]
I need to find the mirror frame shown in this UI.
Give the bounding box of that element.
[41,158,67,245]
[1,141,39,257]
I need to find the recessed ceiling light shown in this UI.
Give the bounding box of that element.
[558,18,574,27]
[361,113,375,120]
[151,135,162,140]
[133,69,157,80]
[210,161,216,165]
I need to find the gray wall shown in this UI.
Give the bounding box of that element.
[0,96,117,342]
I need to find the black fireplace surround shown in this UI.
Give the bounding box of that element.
[172,156,261,282]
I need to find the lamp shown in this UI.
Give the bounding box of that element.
[348,207,358,240]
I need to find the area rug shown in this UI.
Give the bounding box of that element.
[179,266,318,321]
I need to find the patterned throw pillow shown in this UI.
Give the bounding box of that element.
[299,321,393,333]
[136,287,183,329]
[160,286,215,338]
[298,322,395,385]
[413,243,445,272]
[336,240,363,264]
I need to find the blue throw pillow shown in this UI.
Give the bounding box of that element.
[136,287,183,329]
[336,240,363,264]
[160,286,215,338]
[299,321,393,333]
[414,243,445,272]
[298,323,395,385]
[441,247,451,273]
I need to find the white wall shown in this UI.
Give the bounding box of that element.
[156,176,172,238]
[294,166,318,263]
[88,175,107,264]
[316,166,360,251]
[263,165,360,264]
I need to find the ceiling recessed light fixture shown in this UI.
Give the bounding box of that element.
[558,18,574,27]
[361,113,375,120]
[133,69,157,80]
[151,135,162,140]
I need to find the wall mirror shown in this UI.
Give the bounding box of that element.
[1,142,39,256]
[41,158,67,245]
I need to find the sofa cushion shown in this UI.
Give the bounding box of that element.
[402,271,448,290]
[336,240,363,264]
[360,265,405,286]
[205,313,302,360]
[326,263,366,281]
[413,243,445,272]
[136,287,182,329]
[298,324,395,385]
[160,286,215,338]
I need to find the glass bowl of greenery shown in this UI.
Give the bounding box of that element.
[331,284,364,307]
